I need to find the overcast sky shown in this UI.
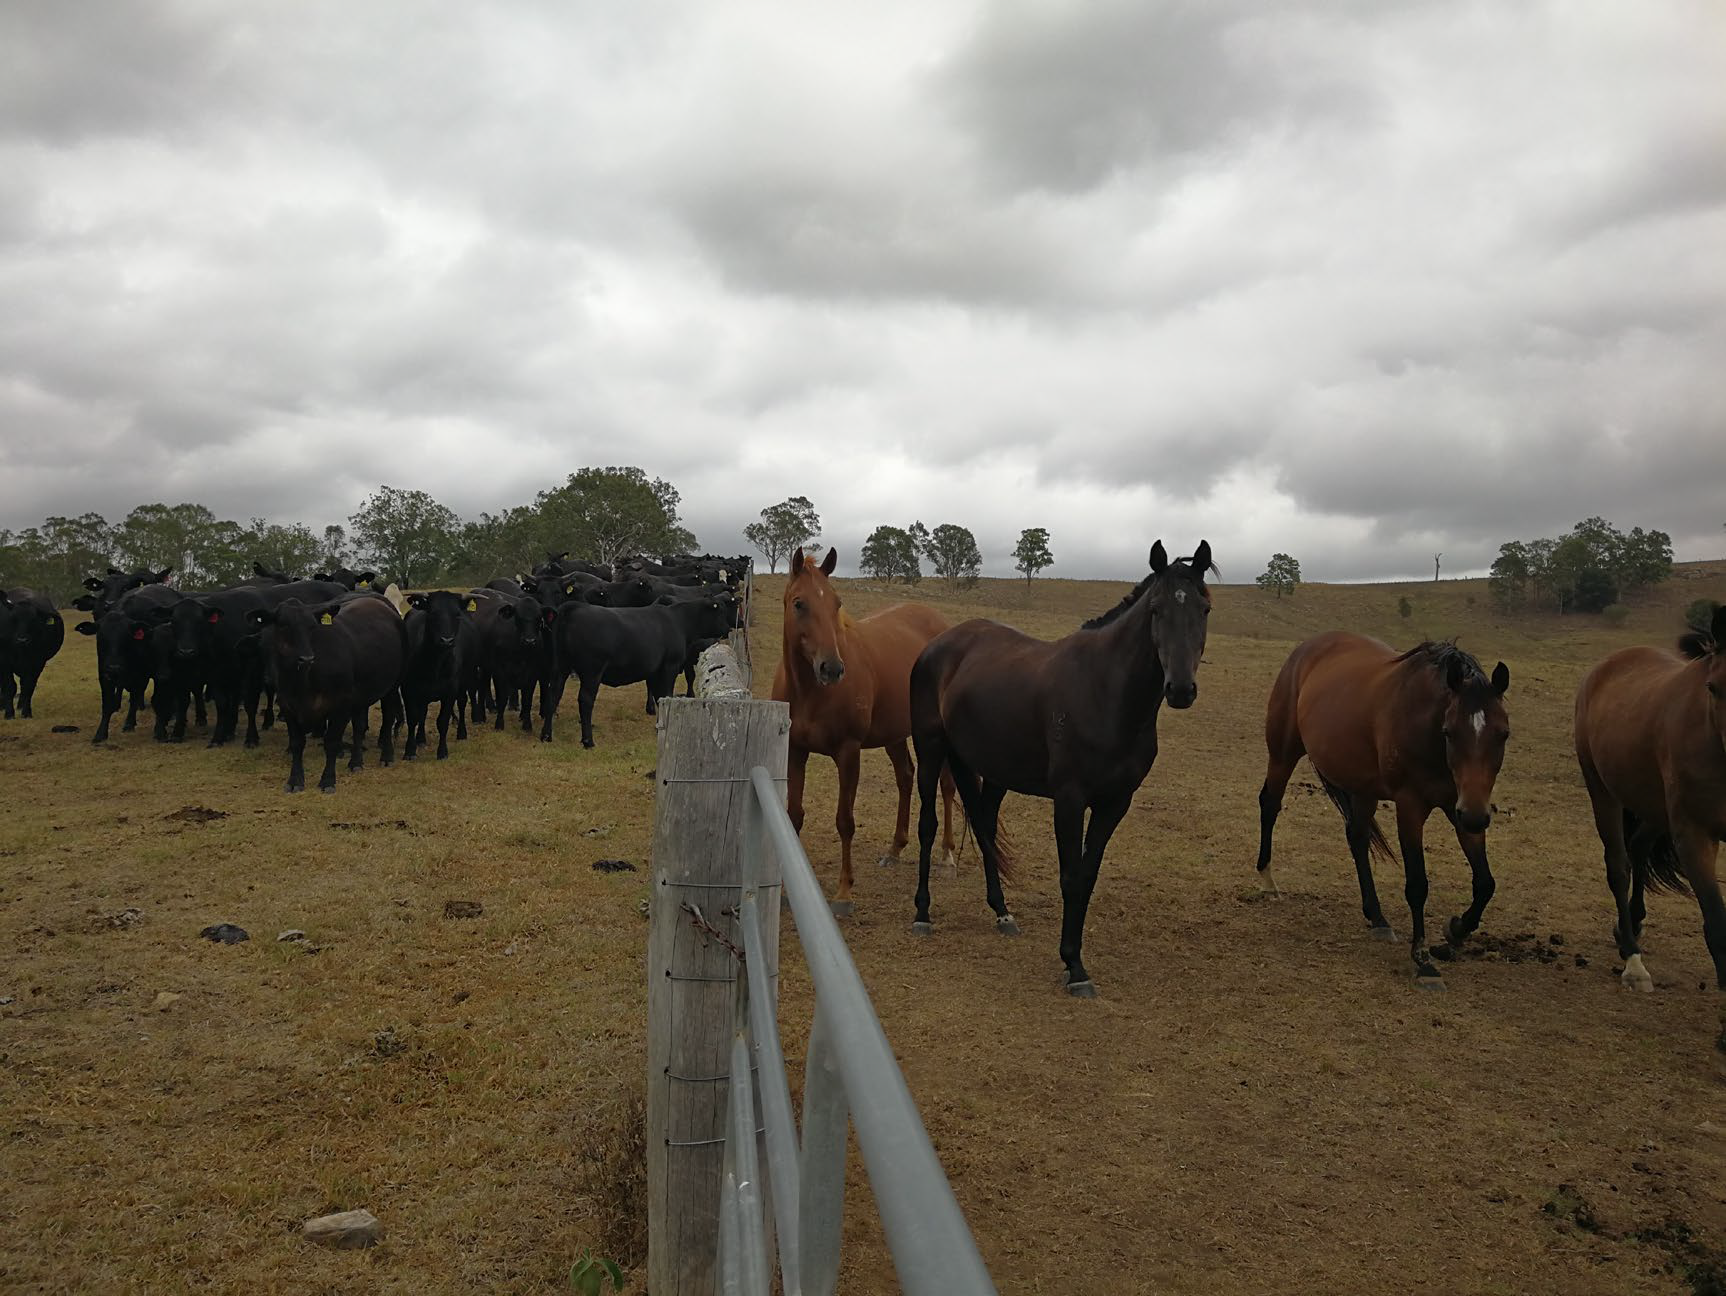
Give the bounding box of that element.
[2,1,1722,582]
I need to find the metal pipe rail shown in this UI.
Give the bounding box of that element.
[716,764,997,1296]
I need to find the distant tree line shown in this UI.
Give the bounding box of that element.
[848,521,1052,589]
[0,466,696,604]
[1489,516,1673,614]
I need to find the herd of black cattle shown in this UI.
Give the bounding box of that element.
[0,553,749,792]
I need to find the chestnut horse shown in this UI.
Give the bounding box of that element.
[911,540,1214,997]
[1574,606,1726,998]
[772,547,957,915]
[1256,635,1511,988]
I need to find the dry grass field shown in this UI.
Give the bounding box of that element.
[5,558,1726,1294]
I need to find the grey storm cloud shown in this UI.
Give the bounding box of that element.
[1,0,1722,584]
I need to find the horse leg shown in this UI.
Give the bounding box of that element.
[1053,795,1095,995]
[1394,796,1443,988]
[1676,826,1726,996]
[911,733,947,932]
[1256,756,1299,896]
[1582,762,1649,990]
[975,781,1014,932]
[1444,821,1497,950]
[1347,791,1395,940]
[831,745,861,916]
[879,740,914,867]
[938,765,960,875]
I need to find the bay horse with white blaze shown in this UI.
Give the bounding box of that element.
[772,547,958,915]
[911,539,1214,997]
[1574,606,1726,1000]
[1256,634,1511,988]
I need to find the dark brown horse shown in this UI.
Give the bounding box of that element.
[1256,634,1511,987]
[772,547,958,915]
[910,540,1213,997]
[1574,606,1726,997]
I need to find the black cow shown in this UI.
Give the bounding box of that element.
[662,592,741,695]
[73,584,183,742]
[400,591,477,760]
[544,598,733,747]
[252,596,405,793]
[74,566,171,620]
[1,588,65,719]
[240,561,296,586]
[310,567,378,590]
[472,590,552,732]
[159,588,278,746]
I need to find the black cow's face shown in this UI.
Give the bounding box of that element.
[265,600,347,673]
[78,610,155,679]
[406,591,472,650]
[170,600,222,659]
[510,597,544,648]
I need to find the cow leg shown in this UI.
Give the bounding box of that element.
[93,679,118,743]
[0,672,14,719]
[539,675,563,743]
[493,671,508,730]
[123,687,142,732]
[403,698,424,761]
[284,714,308,793]
[378,690,400,767]
[241,669,263,748]
[455,686,468,741]
[348,706,368,772]
[262,684,275,730]
[19,664,43,717]
[577,677,600,748]
[318,715,345,791]
[193,687,207,728]
[435,698,453,759]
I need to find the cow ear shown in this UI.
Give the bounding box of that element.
[1149,541,1168,573]
[250,608,277,627]
[406,593,428,609]
[820,547,838,576]
[313,572,330,582]
[1491,661,1510,695]
[72,594,95,610]
[497,603,515,620]
[146,605,176,625]
[84,577,104,591]
[154,568,172,582]
[207,606,224,624]
[541,607,557,625]
[107,566,123,575]
[75,621,98,635]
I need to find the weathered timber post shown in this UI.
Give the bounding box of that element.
[647,642,788,1294]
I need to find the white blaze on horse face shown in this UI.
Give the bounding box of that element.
[1470,711,1486,737]
[1174,589,1186,605]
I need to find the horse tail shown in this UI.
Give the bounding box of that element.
[1318,775,1394,861]
[1625,810,1691,896]
[943,753,1013,881]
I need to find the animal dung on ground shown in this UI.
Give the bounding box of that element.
[199,923,249,944]
[107,907,143,930]
[443,900,484,919]
[592,858,635,873]
[302,1208,382,1249]
[50,724,79,733]
[164,805,227,824]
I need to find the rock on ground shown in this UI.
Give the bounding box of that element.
[302,1208,381,1249]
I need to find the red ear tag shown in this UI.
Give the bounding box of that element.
[208,612,220,623]
[132,627,146,640]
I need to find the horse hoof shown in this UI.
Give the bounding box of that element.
[1369,925,1398,942]
[941,853,958,878]
[910,921,934,937]
[1621,954,1654,992]
[1415,974,1447,992]
[875,853,899,869]
[1446,916,1471,947]
[830,900,854,918]
[1258,869,1282,897]
[1066,980,1097,999]
[996,915,1020,936]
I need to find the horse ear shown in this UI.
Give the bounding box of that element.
[791,548,806,574]
[1712,604,1726,649]
[1491,661,1510,695]
[1190,540,1211,573]
[1446,654,1468,692]
[1149,541,1168,573]
[820,547,838,576]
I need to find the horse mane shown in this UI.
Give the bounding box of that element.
[1678,629,1716,660]
[1393,639,1487,684]
[1081,557,1217,631]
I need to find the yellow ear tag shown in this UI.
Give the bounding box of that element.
[465,599,477,612]
[564,584,575,595]
[357,579,369,588]
[319,612,334,625]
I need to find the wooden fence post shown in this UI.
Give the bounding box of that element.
[647,646,788,1294]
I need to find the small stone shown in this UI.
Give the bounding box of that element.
[0,996,13,1006]
[277,930,307,943]
[443,900,483,920]
[451,990,470,1004]
[108,907,143,930]
[502,942,519,956]
[302,1208,381,1249]
[1574,954,1590,969]
[152,991,182,1011]
[372,1027,407,1057]
[199,923,250,945]
[1549,933,1565,946]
